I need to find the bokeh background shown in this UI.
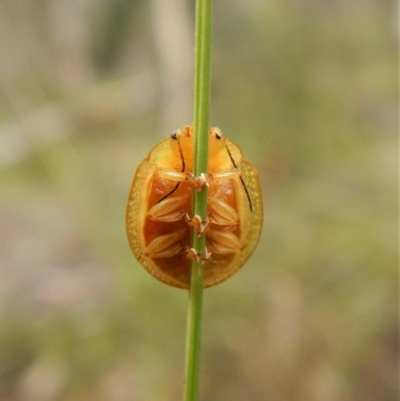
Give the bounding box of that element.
[0,1,397,400]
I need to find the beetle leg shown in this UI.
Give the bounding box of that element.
[185,213,210,236]
[147,196,187,222]
[188,173,211,190]
[156,169,210,186]
[156,169,213,190]
[207,239,239,255]
[209,168,241,181]
[203,246,212,264]
[145,229,185,258]
[207,197,239,225]
[156,169,188,182]
[206,230,242,254]
[185,246,212,264]
[186,247,200,262]
[188,169,242,191]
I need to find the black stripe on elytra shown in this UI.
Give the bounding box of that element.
[155,134,185,204]
[224,141,253,212]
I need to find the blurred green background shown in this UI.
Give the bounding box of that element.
[0,1,397,400]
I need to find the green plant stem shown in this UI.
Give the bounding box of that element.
[184,0,213,401]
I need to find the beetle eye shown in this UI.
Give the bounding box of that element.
[214,127,223,140]
[171,130,178,140]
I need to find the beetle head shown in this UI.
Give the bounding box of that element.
[170,124,225,164]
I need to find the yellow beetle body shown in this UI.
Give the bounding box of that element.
[126,124,263,289]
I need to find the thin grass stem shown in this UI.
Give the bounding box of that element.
[183,0,213,400]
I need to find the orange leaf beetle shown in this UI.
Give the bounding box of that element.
[126,124,263,289]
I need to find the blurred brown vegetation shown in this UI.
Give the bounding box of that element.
[0,0,397,401]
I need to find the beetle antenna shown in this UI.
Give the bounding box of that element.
[224,142,253,212]
[155,135,186,204]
